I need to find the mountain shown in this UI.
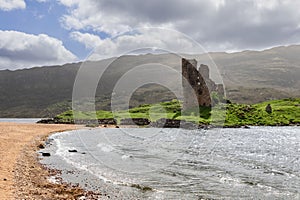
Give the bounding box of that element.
[1,45,299,117]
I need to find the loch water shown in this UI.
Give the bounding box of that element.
[40,126,300,199]
[0,118,40,123]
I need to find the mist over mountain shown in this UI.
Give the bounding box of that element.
[1,45,299,117]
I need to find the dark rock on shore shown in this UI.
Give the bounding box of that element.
[150,118,181,128]
[41,152,51,157]
[37,117,72,124]
[198,124,210,129]
[150,118,199,129]
[130,184,153,191]
[98,118,117,125]
[120,118,150,126]
[37,143,45,149]
[37,118,117,125]
[222,125,242,128]
[37,118,55,124]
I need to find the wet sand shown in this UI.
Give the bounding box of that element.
[0,122,100,199]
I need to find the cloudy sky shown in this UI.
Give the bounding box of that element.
[1,0,300,70]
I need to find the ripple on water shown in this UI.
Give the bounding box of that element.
[40,126,300,199]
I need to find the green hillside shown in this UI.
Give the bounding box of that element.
[55,98,300,127]
[1,45,300,117]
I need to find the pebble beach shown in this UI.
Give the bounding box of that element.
[0,122,101,199]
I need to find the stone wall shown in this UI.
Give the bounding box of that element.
[182,58,224,109]
[120,118,150,126]
[182,58,212,109]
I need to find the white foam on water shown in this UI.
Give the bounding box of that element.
[219,175,241,185]
[97,143,114,152]
[51,130,138,188]
[121,154,132,160]
[47,175,60,184]
[53,133,73,158]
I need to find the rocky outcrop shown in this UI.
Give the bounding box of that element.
[265,104,272,114]
[37,118,56,124]
[98,118,117,125]
[120,118,150,126]
[150,118,199,129]
[37,118,117,125]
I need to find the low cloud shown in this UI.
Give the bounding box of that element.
[60,0,300,52]
[70,29,206,60]
[0,30,77,70]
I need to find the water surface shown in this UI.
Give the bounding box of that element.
[41,126,300,199]
[0,118,40,123]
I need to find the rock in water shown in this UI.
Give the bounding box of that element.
[42,152,51,157]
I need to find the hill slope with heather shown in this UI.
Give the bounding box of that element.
[1,45,300,117]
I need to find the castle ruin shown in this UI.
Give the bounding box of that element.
[182,58,224,109]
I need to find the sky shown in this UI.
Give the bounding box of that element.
[1,0,300,70]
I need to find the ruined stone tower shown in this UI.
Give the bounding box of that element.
[182,58,211,109]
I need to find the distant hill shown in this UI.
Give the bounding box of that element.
[1,45,299,117]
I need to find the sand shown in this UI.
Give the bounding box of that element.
[0,122,101,199]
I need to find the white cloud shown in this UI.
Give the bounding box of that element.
[0,0,26,11]
[0,30,77,70]
[70,29,205,60]
[59,0,181,36]
[59,0,300,52]
[35,0,49,2]
[70,31,103,49]
[59,0,77,7]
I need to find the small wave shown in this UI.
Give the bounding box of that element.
[49,131,137,188]
[97,143,114,152]
[121,154,133,160]
[47,175,60,184]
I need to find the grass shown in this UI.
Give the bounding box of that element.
[55,98,300,126]
[224,98,300,126]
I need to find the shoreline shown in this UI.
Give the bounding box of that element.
[2,123,299,199]
[32,125,300,199]
[37,117,300,129]
[0,122,101,199]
